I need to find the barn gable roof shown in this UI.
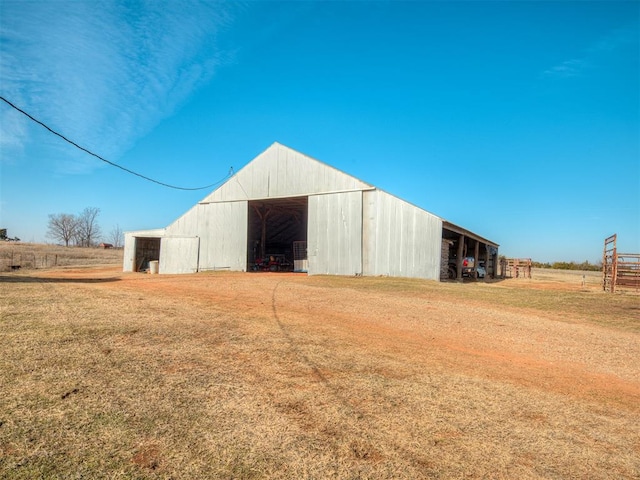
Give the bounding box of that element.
[199,142,374,204]
[186,142,498,248]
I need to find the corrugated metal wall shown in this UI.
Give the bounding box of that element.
[165,204,199,237]
[163,201,248,272]
[123,233,137,272]
[196,201,247,271]
[201,143,372,203]
[126,143,455,278]
[308,191,363,276]
[157,142,373,274]
[160,237,199,274]
[363,190,442,280]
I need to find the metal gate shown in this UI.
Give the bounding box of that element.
[293,241,308,272]
[603,234,640,292]
[602,234,617,292]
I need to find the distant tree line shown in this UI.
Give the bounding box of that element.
[46,207,123,248]
[531,260,601,271]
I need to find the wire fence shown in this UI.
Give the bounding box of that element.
[0,247,123,272]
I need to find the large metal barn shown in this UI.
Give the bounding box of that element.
[123,143,498,280]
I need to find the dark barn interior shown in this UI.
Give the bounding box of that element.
[247,197,308,271]
[442,222,499,280]
[134,237,160,272]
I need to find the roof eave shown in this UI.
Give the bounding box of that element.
[443,220,499,248]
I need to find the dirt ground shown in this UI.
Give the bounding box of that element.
[36,266,640,410]
[2,265,639,478]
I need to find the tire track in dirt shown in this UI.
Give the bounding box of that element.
[269,280,445,472]
[21,267,640,476]
[36,268,640,411]
[264,279,640,412]
[271,280,331,386]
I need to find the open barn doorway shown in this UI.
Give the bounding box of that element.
[134,237,160,272]
[441,223,499,281]
[247,197,308,272]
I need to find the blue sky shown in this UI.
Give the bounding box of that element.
[1,0,638,263]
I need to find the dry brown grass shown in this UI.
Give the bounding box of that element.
[0,242,123,271]
[1,253,639,479]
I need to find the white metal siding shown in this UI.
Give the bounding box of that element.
[201,143,372,203]
[123,144,461,279]
[165,204,199,237]
[197,201,247,271]
[363,190,442,280]
[163,201,248,272]
[160,237,199,274]
[123,233,136,272]
[308,192,362,275]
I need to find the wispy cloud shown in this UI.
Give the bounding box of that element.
[543,58,590,78]
[542,24,638,79]
[0,0,234,173]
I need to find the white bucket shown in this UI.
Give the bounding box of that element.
[149,260,159,274]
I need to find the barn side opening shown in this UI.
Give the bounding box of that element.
[247,197,308,272]
[441,222,499,280]
[134,237,161,272]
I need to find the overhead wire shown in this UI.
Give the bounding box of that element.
[0,95,233,191]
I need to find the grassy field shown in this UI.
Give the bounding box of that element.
[0,242,123,271]
[1,246,638,479]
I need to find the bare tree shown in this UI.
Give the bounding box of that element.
[76,207,102,247]
[72,229,84,247]
[109,224,123,248]
[47,213,78,247]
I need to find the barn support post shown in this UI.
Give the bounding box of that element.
[456,234,465,281]
[485,244,491,279]
[253,205,271,259]
[473,241,480,279]
[261,215,267,259]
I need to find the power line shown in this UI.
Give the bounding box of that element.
[0,95,233,191]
